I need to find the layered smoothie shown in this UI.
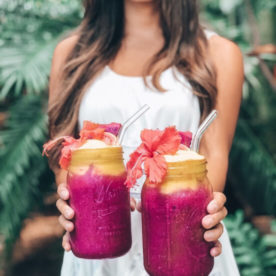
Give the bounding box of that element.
[43,121,132,259]
[142,150,213,276]
[126,127,214,276]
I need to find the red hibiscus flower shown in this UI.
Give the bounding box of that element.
[43,121,121,170]
[125,126,181,188]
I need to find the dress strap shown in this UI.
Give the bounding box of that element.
[204,29,218,40]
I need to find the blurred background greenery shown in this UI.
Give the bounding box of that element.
[0,0,275,275]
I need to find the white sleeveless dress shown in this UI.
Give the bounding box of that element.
[61,31,240,276]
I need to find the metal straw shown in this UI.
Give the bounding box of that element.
[118,104,150,144]
[190,110,218,152]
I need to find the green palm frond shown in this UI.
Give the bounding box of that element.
[225,210,276,276]
[0,0,81,257]
[0,0,82,101]
[0,94,48,242]
[0,0,82,22]
[228,119,276,215]
[0,37,60,99]
[225,211,265,275]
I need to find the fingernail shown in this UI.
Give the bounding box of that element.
[204,217,213,226]
[61,190,68,198]
[205,231,212,240]
[67,223,72,231]
[209,202,218,212]
[65,208,73,218]
[211,248,218,257]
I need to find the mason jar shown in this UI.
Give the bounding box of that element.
[67,146,132,259]
[141,157,214,276]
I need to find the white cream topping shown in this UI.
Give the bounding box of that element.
[164,149,204,162]
[76,139,113,150]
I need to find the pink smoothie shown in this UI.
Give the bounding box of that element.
[67,167,131,259]
[142,186,214,276]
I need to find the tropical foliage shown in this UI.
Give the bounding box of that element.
[225,211,276,276]
[0,0,275,275]
[0,0,82,251]
[0,95,47,246]
[202,0,276,216]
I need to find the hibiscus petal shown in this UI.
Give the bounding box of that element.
[135,143,151,156]
[62,137,78,146]
[140,129,163,152]
[59,147,72,169]
[43,136,82,169]
[79,121,101,140]
[125,151,147,188]
[179,131,192,147]
[42,136,72,156]
[156,126,181,155]
[80,128,105,141]
[82,121,99,130]
[125,143,151,188]
[144,154,167,184]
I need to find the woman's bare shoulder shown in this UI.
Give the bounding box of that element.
[52,35,79,68]
[49,35,79,99]
[208,35,243,69]
[208,35,244,123]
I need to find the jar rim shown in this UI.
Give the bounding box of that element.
[166,158,207,176]
[167,158,206,167]
[70,146,124,167]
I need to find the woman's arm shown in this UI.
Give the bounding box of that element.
[47,35,79,174]
[200,36,244,256]
[48,36,79,250]
[200,36,244,191]
[48,35,78,106]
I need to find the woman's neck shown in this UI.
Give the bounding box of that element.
[124,1,161,36]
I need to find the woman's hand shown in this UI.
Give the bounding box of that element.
[202,192,228,257]
[56,183,75,252]
[56,183,137,251]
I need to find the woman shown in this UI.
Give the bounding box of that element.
[48,0,243,275]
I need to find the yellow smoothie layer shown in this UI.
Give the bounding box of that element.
[160,150,207,194]
[69,139,125,176]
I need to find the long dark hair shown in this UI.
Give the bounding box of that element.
[48,0,217,168]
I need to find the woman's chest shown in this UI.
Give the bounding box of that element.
[78,67,201,141]
[109,33,165,77]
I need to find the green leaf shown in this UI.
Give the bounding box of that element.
[225,211,276,275]
[228,119,276,215]
[0,37,59,99]
[0,94,48,242]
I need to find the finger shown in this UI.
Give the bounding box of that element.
[130,197,136,211]
[136,201,141,212]
[56,199,75,219]
[202,207,228,229]
[207,192,226,214]
[204,223,224,242]
[62,232,71,252]
[57,183,70,200]
[58,215,74,232]
[210,240,222,257]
